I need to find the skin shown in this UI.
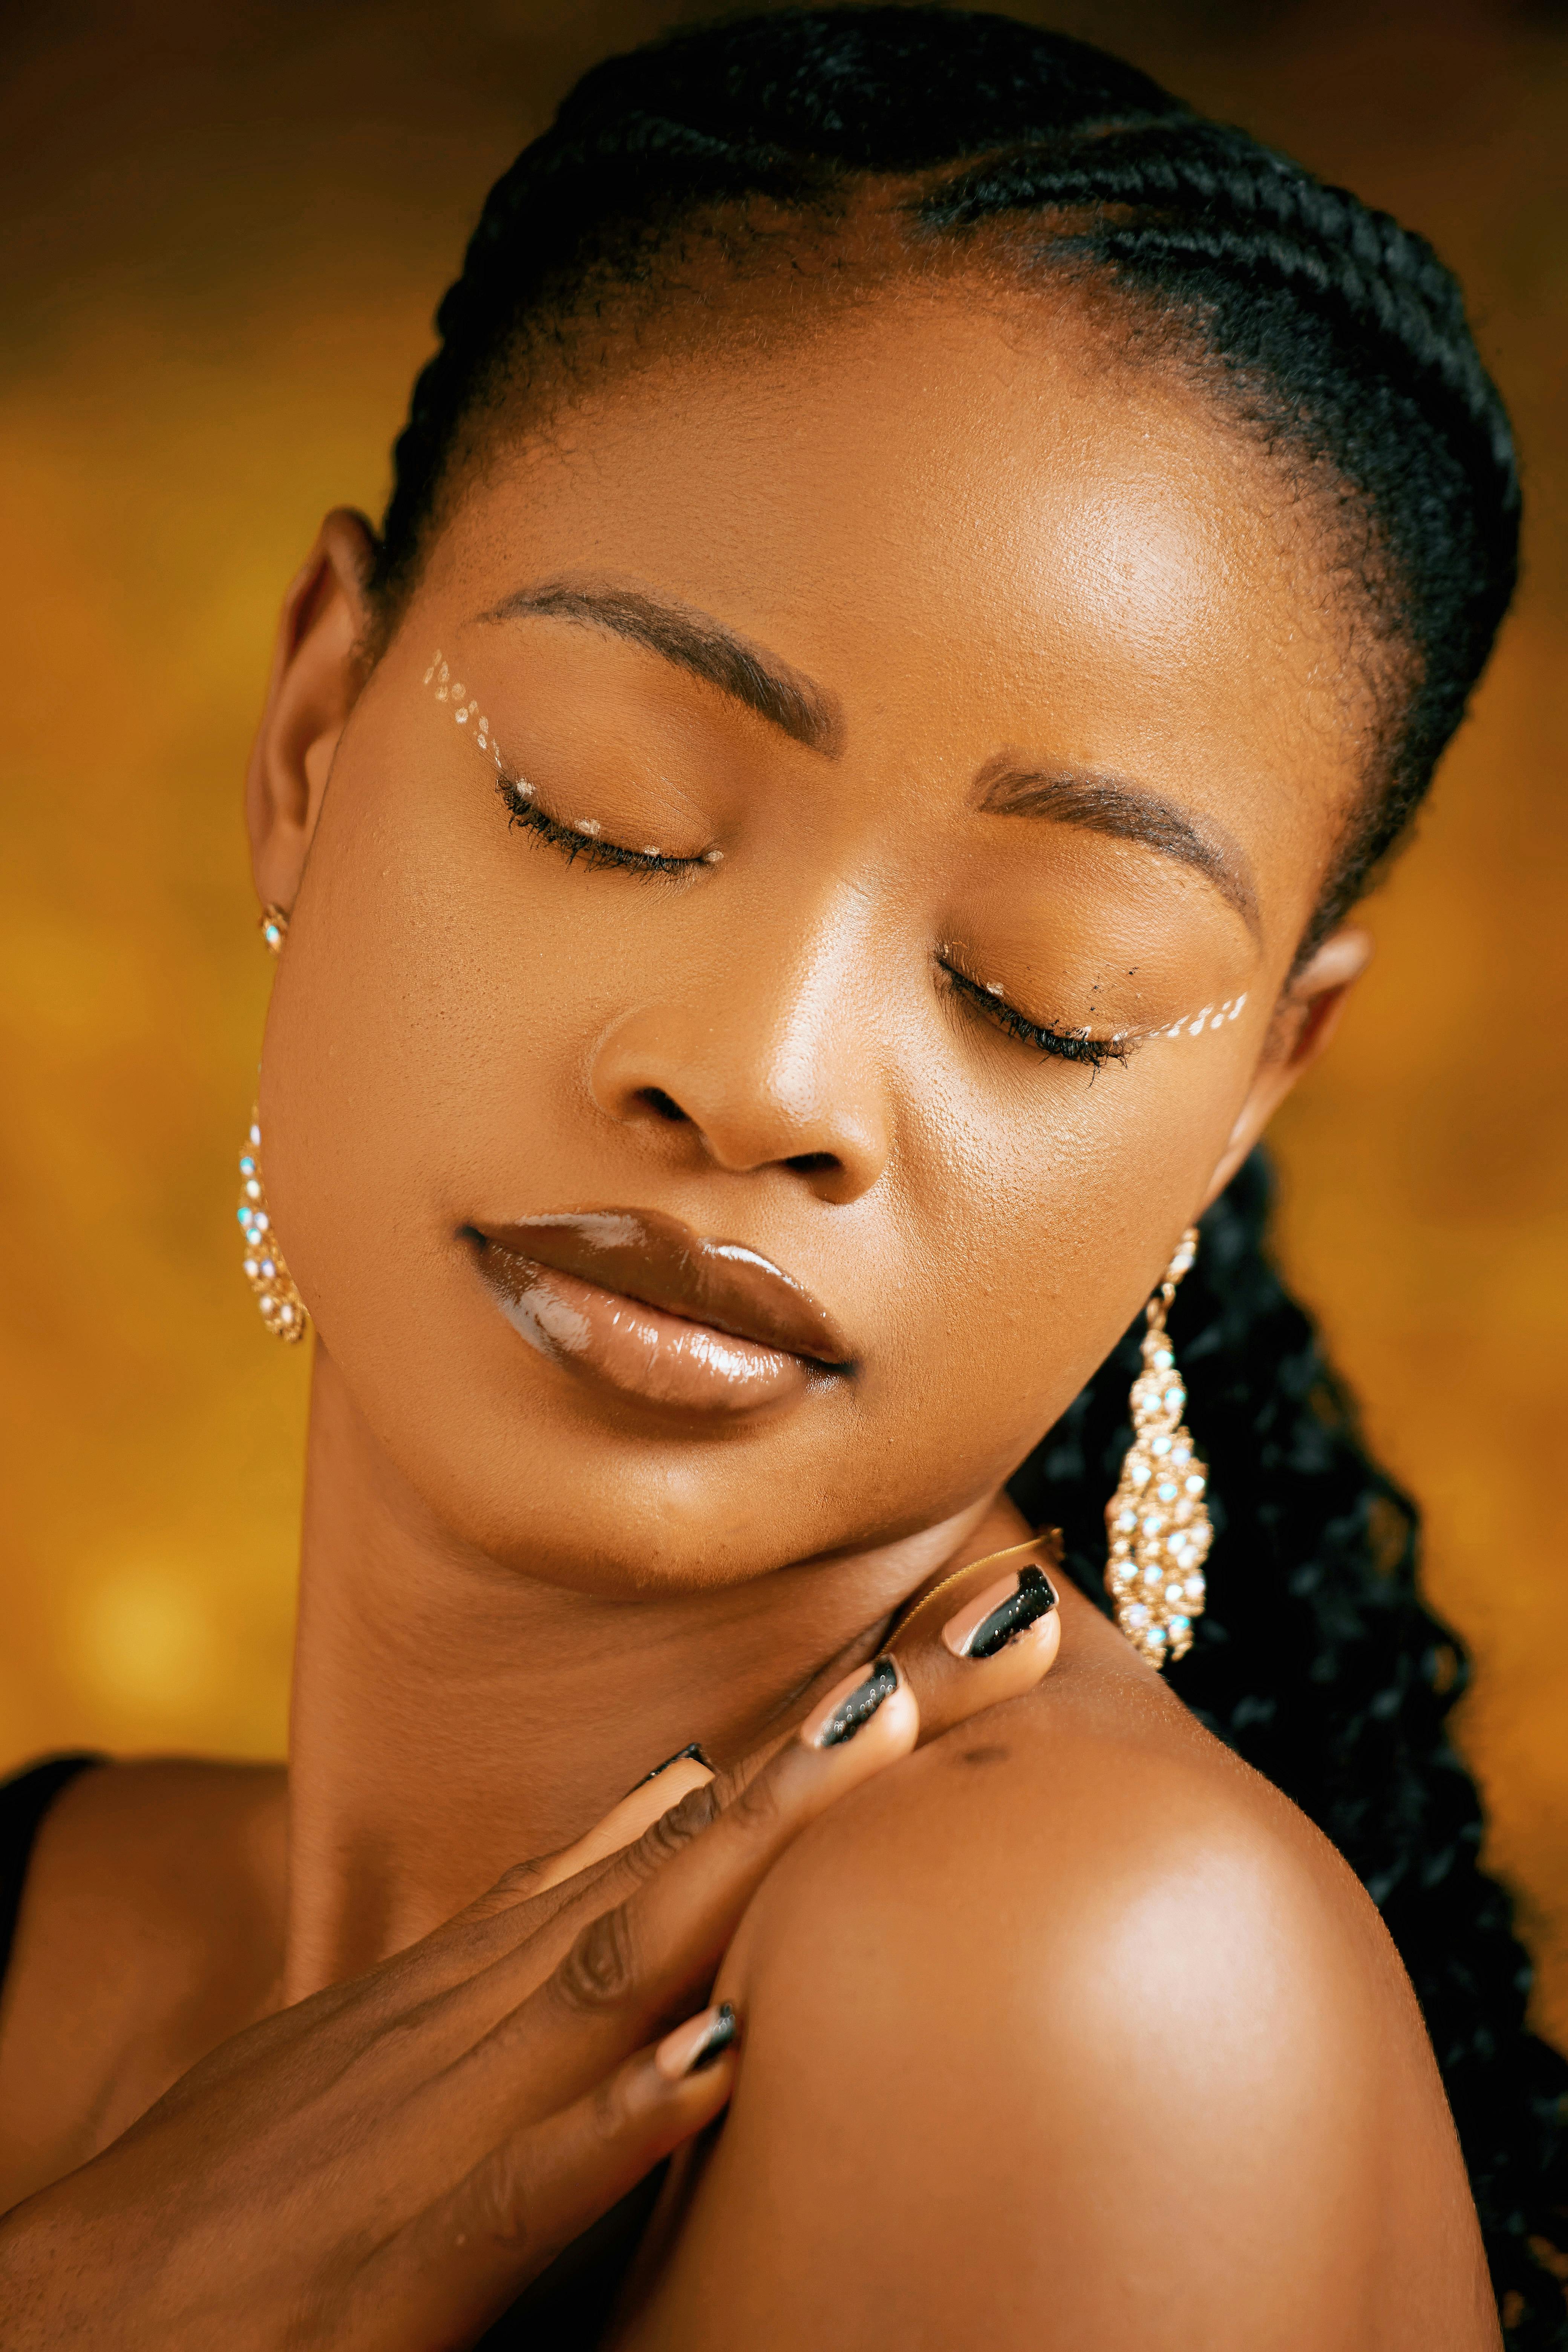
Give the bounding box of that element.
[0,261,1499,2346]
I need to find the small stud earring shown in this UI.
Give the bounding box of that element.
[259,904,289,956]
[1104,1227,1211,1667]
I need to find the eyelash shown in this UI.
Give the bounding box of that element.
[496,776,703,880]
[940,960,1128,1071]
[494,768,1123,1070]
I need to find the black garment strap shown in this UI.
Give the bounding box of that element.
[0,1754,104,1988]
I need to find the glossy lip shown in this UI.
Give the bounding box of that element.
[465,1207,854,1415]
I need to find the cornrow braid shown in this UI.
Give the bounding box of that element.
[915,114,1519,933]
[374,8,1184,598]
[376,125,815,590]
[1011,1152,1568,2346]
[369,10,1561,2338]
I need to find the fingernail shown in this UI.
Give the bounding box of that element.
[632,1741,713,1791]
[942,1564,1059,1660]
[655,2002,738,2081]
[801,1654,900,1750]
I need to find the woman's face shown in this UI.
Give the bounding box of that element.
[254,279,1366,1594]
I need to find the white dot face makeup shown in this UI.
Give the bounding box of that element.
[424,648,1243,1046]
[425,648,574,826]
[1160,995,1247,1040]
[426,653,502,771]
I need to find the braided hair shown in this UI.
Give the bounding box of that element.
[369,10,1563,2336]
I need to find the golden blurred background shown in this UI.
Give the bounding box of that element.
[2,0,1565,2033]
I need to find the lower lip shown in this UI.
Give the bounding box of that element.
[475,1246,822,1414]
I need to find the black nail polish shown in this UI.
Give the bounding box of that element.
[818,1655,899,1748]
[967,1566,1059,1661]
[632,1741,713,1792]
[689,2001,739,2074]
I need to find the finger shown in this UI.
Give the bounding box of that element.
[389,1530,1061,2010]
[457,1530,1064,1959]
[345,1529,1062,2060]
[368,1752,720,2006]
[307,1540,1060,2179]
[468,1536,1064,2018]
[375,2006,740,2345]
[521,1749,717,1899]
[887,1528,1063,1741]
[297,1778,734,2146]
[423,1654,916,2138]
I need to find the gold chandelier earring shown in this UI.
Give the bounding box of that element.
[237,905,308,1344]
[1104,1226,1211,1668]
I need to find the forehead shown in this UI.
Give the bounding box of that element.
[429,279,1364,930]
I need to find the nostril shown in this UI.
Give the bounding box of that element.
[639,1087,689,1125]
[786,1151,839,1176]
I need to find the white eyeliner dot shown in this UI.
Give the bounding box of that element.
[455,707,468,723]
[702,848,724,864]
[641,845,663,858]
[1209,1015,1223,1030]
[574,818,601,836]
[986,980,1004,996]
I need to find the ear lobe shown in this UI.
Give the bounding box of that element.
[245,507,380,916]
[1199,925,1374,1210]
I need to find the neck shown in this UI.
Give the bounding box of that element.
[283,1348,1001,2000]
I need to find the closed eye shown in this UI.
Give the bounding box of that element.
[497,775,709,880]
[939,958,1129,1071]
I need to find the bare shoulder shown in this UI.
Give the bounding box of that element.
[625,1635,1499,2351]
[0,1756,286,2210]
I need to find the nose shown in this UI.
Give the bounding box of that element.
[586,906,894,1206]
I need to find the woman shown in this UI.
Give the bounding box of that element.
[0,6,1562,2343]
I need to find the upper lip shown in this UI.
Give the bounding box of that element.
[467,1208,854,1367]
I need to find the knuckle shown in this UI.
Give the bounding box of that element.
[438,1859,552,1939]
[623,1783,721,1881]
[729,1756,788,1834]
[591,2068,633,2147]
[472,1858,551,1916]
[467,2148,537,2256]
[553,1900,640,2013]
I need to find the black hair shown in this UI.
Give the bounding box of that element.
[373,9,1562,2335]
[1014,1150,1568,2344]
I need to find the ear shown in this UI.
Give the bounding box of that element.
[1199,926,1374,1211]
[244,508,380,916]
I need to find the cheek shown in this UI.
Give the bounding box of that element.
[255,753,586,1327]
[889,1035,1244,1458]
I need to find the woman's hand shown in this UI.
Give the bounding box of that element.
[0,1536,1061,2350]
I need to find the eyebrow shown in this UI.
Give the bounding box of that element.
[480,578,845,757]
[974,757,1261,935]
[475,584,1257,926]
